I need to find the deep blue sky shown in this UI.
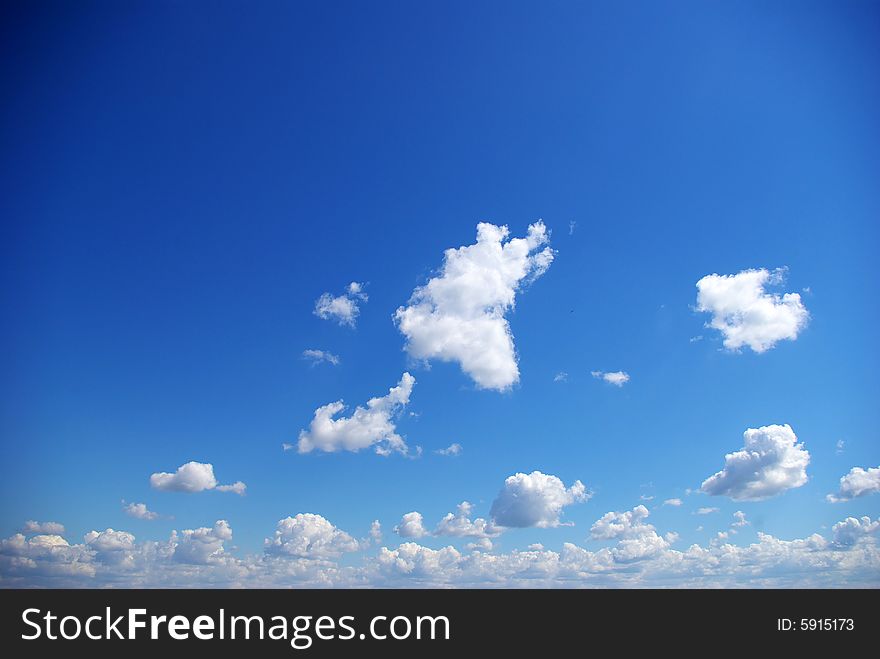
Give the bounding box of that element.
[1,0,878,562]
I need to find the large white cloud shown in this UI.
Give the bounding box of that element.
[149,461,246,495]
[490,471,589,528]
[827,466,880,503]
[394,512,428,539]
[701,424,810,501]
[314,282,367,327]
[264,514,360,559]
[297,372,415,455]
[695,268,809,353]
[394,221,554,391]
[831,516,880,547]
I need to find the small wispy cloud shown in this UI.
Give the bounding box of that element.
[663,498,683,507]
[553,372,568,383]
[435,443,462,457]
[302,349,340,366]
[591,370,630,387]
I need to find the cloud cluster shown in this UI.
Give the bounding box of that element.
[149,461,246,495]
[827,466,880,503]
[695,268,809,353]
[701,424,810,501]
[297,372,415,455]
[591,371,629,387]
[2,511,878,588]
[434,443,462,457]
[489,471,589,528]
[394,222,554,391]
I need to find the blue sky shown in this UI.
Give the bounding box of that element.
[1,0,878,587]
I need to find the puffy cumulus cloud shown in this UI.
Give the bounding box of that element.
[264,514,360,559]
[394,221,554,391]
[827,466,880,503]
[302,349,340,366]
[831,517,880,548]
[84,529,137,567]
[701,424,810,501]
[434,502,503,539]
[149,461,245,495]
[21,521,65,535]
[2,512,880,588]
[591,371,630,387]
[695,268,809,353]
[369,520,382,543]
[394,512,428,539]
[434,443,462,456]
[122,502,159,520]
[314,282,367,328]
[490,471,589,528]
[297,372,415,456]
[173,521,233,565]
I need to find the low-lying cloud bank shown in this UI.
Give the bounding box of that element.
[2,508,877,589]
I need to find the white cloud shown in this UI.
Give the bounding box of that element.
[640,495,654,502]
[265,514,359,559]
[663,499,683,507]
[434,443,462,457]
[589,505,672,562]
[394,512,428,539]
[434,502,502,539]
[369,520,382,543]
[21,521,65,535]
[827,466,880,503]
[2,512,880,588]
[297,372,415,455]
[831,516,880,547]
[732,511,749,528]
[696,507,720,515]
[314,282,367,327]
[302,349,340,366]
[215,481,247,496]
[149,461,245,495]
[591,371,630,387]
[467,538,494,552]
[172,520,233,565]
[695,268,809,353]
[836,439,845,454]
[701,424,810,501]
[122,502,159,520]
[554,372,568,382]
[394,221,554,391]
[490,471,589,528]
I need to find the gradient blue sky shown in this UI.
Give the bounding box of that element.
[1,1,878,584]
